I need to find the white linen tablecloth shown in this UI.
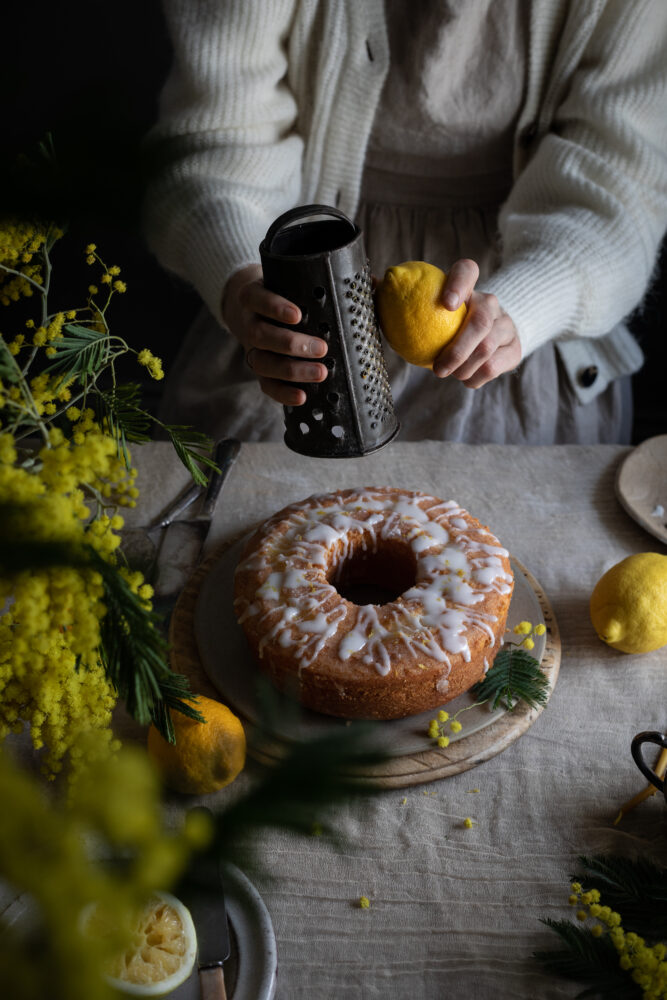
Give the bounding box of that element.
[61,442,667,997]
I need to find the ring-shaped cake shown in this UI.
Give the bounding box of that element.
[233,486,514,719]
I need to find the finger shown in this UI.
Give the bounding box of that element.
[447,314,516,382]
[433,293,499,376]
[252,320,328,359]
[259,376,307,407]
[460,341,523,389]
[249,348,328,385]
[240,280,301,325]
[441,258,480,310]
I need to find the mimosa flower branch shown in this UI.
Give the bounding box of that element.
[0,220,212,779]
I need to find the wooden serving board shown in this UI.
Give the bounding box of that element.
[169,538,561,789]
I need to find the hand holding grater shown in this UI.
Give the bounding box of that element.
[259,204,400,458]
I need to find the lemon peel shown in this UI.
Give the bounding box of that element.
[81,891,197,997]
[590,552,667,653]
[375,260,467,368]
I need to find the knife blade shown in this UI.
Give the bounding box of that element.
[154,438,241,603]
[121,479,203,581]
[176,810,231,1000]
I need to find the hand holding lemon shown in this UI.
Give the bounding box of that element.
[375,258,522,388]
[375,261,468,368]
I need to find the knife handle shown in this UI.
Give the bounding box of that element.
[199,966,228,999]
[199,438,241,519]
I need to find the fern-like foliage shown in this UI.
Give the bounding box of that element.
[573,855,667,941]
[91,550,204,741]
[535,854,667,999]
[0,338,18,383]
[163,424,219,487]
[94,383,152,466]
[44,323,109,381]
[93,385,216,485]
[193,718,388,870]
[472,646,549,710]
[534,920,638,999]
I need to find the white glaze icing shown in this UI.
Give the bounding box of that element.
[234,489,512,678]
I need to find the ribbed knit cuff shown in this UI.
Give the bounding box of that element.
[481,250,582,359]
[165,197,266,325]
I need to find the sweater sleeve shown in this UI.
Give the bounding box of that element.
[483,0,667,358]
[143,0,302,323]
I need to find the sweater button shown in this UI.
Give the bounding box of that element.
[519,122,538,147]
[578,365,599,388]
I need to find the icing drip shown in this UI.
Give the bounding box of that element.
[235,489,511,677]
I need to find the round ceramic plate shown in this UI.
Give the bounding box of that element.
[194,536,549,756]
[615,434,667,545]
[1,862,277,1000]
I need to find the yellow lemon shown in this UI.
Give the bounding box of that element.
[590,552,667,653]
[147,694,246,794]
[81,891,197,997]
[375,260,468,368]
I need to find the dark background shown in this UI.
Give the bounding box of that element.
[3,1,665,439]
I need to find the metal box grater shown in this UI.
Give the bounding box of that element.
[259,204,399,458]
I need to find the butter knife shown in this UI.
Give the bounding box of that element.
[176,810,231,1000]
[121,480,203,581]
[154,438,241,602]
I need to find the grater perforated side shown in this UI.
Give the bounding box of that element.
[259,205,399,458]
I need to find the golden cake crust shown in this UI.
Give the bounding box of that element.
[233,487,514,720]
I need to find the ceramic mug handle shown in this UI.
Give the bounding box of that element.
[631,731,667,796]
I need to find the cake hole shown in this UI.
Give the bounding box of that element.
[312,409,324,421]
[299,422,310,435]
[313,286,326,302]
[331,541,417,606]
[331,425,344,438]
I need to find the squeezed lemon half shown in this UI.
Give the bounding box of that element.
[81,891,197,997]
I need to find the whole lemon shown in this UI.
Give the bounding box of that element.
[147,694,246,794]
[590,552,667,653]
[375,260,468,368]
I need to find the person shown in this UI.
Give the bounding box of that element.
[143,0,667,445]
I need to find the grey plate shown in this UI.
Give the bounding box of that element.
[2,862,277,1000]
[172,861,276,1000]
[194,536,548,755]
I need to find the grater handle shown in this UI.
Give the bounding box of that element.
[263,204,357,253]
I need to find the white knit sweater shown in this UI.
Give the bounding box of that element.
[144,0,667,401]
